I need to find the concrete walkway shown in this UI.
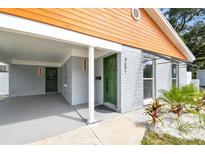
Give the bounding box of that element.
[32,112,146,145]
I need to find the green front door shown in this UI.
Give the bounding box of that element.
[46,67,58,93]
[103,54,117,105]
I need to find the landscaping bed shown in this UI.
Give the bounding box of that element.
[142,84,205,144]
[147,112,205,140]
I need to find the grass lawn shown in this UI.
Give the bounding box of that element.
[141,130,205,145]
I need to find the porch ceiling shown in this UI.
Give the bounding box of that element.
[0,30,110,66]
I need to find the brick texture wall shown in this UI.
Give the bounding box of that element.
[119,46,144,113]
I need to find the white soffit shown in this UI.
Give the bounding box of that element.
[0,29,114,67]
[0,13,122,52]
[145,8,195,62]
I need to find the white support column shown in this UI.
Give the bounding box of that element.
[88,46,95,123]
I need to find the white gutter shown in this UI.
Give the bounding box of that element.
[145,8,195,62]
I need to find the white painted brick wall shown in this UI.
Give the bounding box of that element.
[119,46,143,113]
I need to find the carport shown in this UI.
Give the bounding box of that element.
[0,13,121,144]
[0,94,86,144]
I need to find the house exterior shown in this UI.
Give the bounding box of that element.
[196,70,205,86]
[0,8,195,123]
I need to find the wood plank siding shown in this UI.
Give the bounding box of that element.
[0,8,187,60]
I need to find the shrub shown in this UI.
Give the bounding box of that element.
[194,92,205,112]
[160,85,184,116]
[144,99,164,125]
[181,84,204,110]
[160,84,205,116]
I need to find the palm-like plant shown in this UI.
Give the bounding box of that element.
[160,85,184,116]
[181,84,199,105]
[160,84,205,116]
[197,93,205,111]
[181,84,205,112]
[193,91,205,112]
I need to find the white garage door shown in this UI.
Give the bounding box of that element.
[0,72,9,95]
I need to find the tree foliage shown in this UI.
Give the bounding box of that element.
[160,9,205,76]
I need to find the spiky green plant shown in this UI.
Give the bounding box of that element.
[181,84,203,107]
[181,84,205,112]
[145,99,164,125]
[160,84,205,116]
[194,92,205,112]
[160,85,184,116]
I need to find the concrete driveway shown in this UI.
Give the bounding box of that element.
[0,94,86,144]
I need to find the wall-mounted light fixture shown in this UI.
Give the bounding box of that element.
[38,67,43,76]
[124,57,127,74]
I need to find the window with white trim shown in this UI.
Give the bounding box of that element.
[171,63,178,86]
[143,58,155,99]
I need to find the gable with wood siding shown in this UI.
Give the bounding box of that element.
[0,8,186,60]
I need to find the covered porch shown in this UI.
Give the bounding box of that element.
[0,12,122,125]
